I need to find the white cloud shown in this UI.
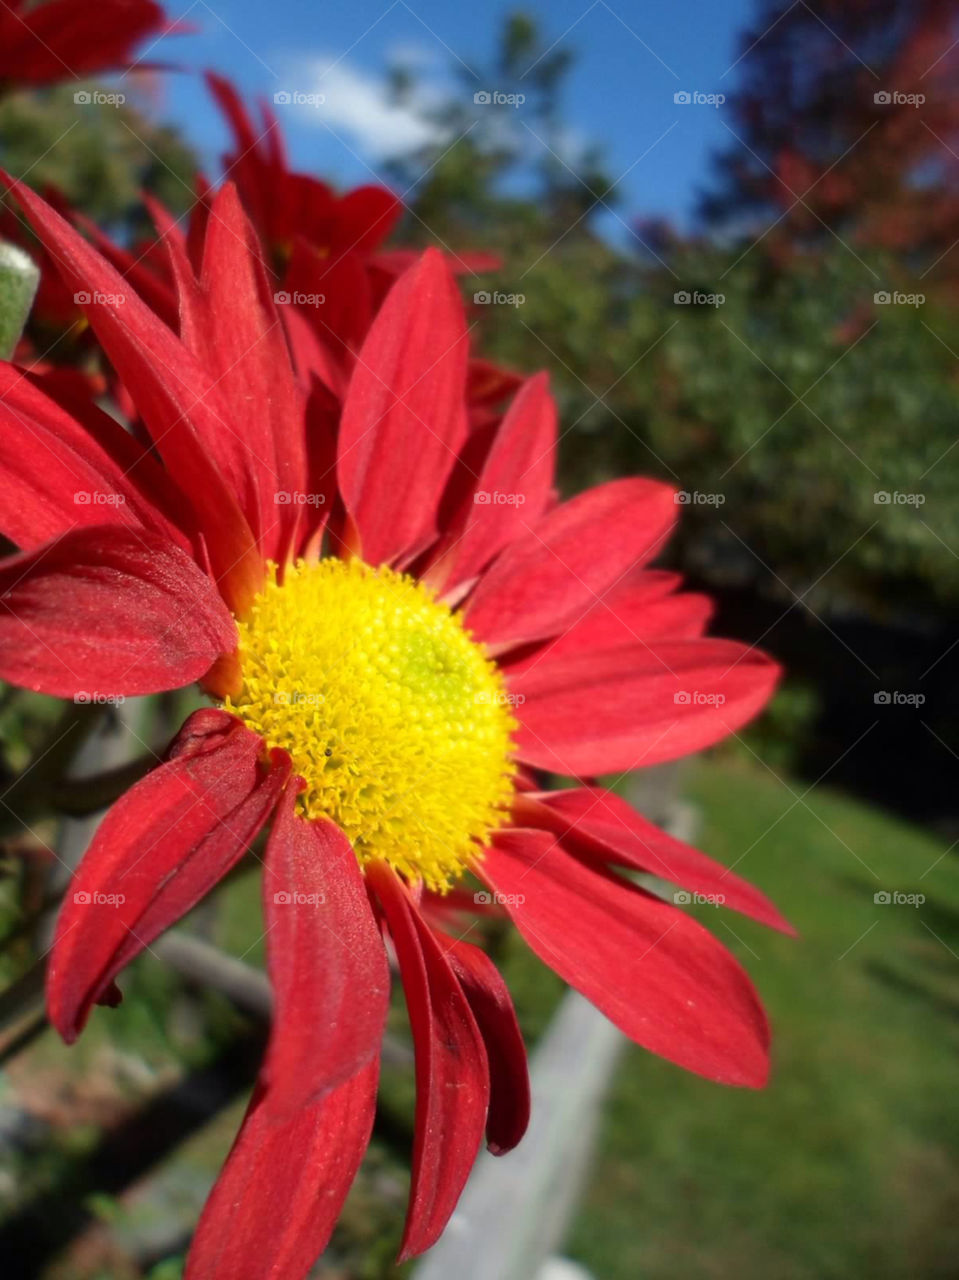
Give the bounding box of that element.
[282,56,448,159]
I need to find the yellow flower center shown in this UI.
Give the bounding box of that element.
[225,558,517,890]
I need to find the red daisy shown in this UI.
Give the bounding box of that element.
[0,172,789,1278]
[0,0,187,90]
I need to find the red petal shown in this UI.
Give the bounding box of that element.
[283,300,347,400]
[0,526,236,699]
[510,639,781,774]
[260,789,390,1116]
[516,788,795,935]
[337,249,469,566]
[47,710,286,1041]
[427,372,557,594]
[0,0,179,84]
[285,235,373,387]
[505,586,714,676]
[483,830,770,1086]
[72,209,179,329]
[185,185,308,563]
[442,934,530,1155]
[330,185,402,255]
[464,478,677,652]
[0,173,262,611]
[206,72,262,166]
[368,863,489,1260]
[185,1062,378,1280]
[0,363,191,552]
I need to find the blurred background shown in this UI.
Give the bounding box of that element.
[1,0,958,1276]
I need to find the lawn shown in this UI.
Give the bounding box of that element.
[563,756,959,1280]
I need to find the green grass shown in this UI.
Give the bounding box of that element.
[564,756,959,1280]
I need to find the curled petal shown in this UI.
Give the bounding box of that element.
[0,526,237,699]
[368,862,489,1260]
[48,710,286,1041]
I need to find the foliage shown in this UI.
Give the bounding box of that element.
[0,82,197,230]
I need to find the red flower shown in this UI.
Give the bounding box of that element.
[0,0,188,89]
[200,73,499,393]
[0,173,789,1278]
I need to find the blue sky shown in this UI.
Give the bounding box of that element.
[133,0,758,232]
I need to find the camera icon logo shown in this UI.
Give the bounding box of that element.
[674,491,691,504]
[274,291,291,304]
[874,291,891,304]
[674,91,691,105]
[474,91,491,105]
[473,291,491,304]
[673,890,692,904]
[273,891,292,904]
[874,691,891,704]
[873,491,891,504]
[674,290,691,304]
[273,91,292,105]
[874,91,891,105]
[674,690,691,704]
[74,291,91,305]
[73,90,91,105]
[275,491,291,504]
[73,891,92,904]
[874,891,891,904]
[474,491,491,504]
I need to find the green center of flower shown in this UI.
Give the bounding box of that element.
[225,558,517,890]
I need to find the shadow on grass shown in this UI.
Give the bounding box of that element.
[0,1028,267,1279]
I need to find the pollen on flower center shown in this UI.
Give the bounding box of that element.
[224,557,517,891]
